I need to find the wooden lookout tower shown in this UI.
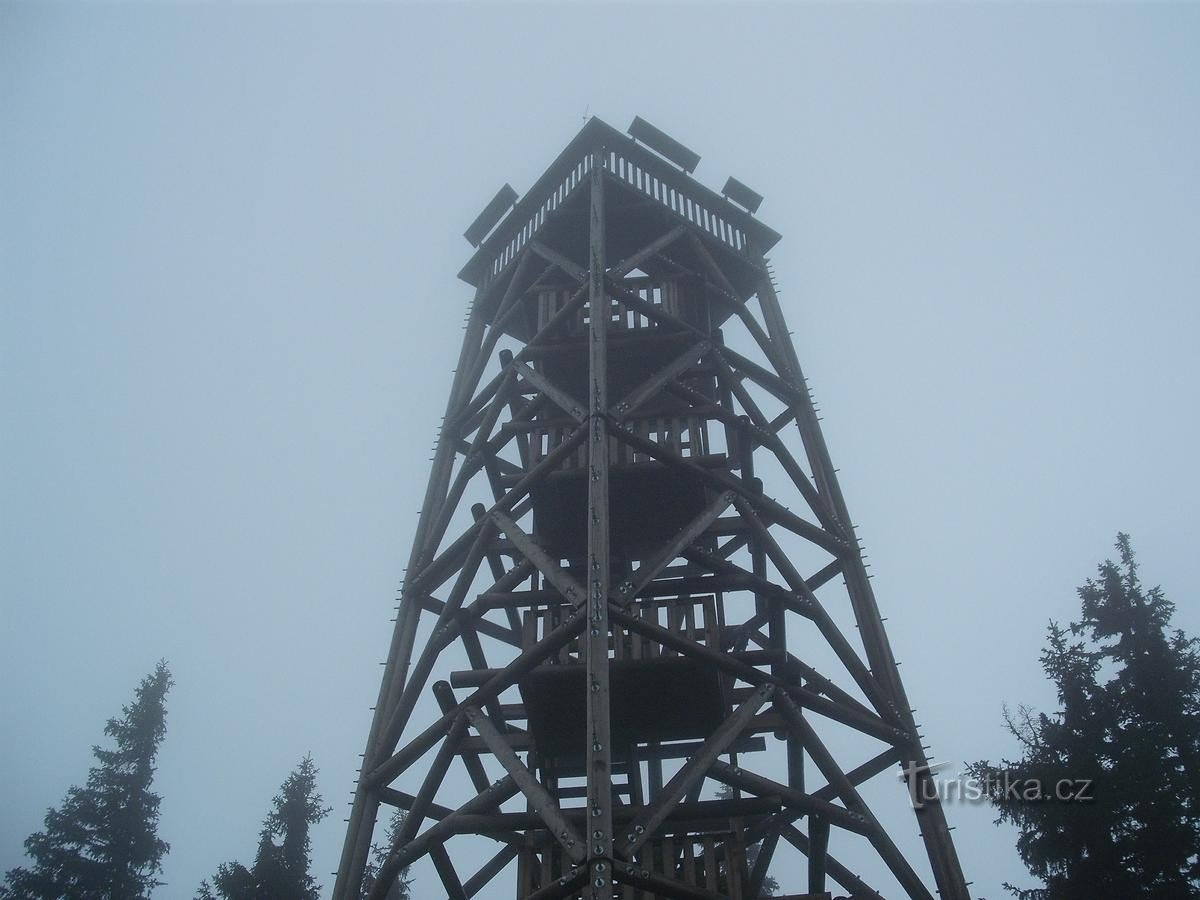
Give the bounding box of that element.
[334,117,971,900]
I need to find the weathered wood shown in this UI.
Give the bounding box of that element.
[447,797,781,836]
[782,823,875,900]
[524,867,587,900]
[606,420,846,555]
[365,776,519,900]
[613,863,726,900]
[747,830,779,900]
[429,842,469,900]
[808,816,830,895]
[465,705,587,865]
[462,844,520,898]
[529,239,587,282]
[609,339,711,422]
[341,122,967,900]
[707,760,868,836]
[512,359,587,423]
[617,684,774,856]
[584,146,617,897]
[364,610,585,787]
[615,491,734,605]
[490,510,585,607]
[611,224,689,277]
[729,495,898,721]
[775,691,933,900]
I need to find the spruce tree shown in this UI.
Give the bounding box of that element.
[359,809,413,900]
[197,755,331,900]
[968,534,1200,899]
[1,661,173,900]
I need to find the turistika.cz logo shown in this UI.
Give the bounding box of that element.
[900,762,1095,809]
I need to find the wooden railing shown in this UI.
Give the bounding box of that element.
[607,148,748,253]
[485,153,593,281]
[531,412,710,470]
[517,831,751,899]
[537,276,686,335]
[521,595,720,663]
[461,118,780,289]
[483,144,751,284]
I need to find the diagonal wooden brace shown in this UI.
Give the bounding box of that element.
[464,705,587,865]
[616,683,775,857]
[610,223,688,277]
[529,240,587,282]
[608,339,712,422]
[613,490,734,605]
[490,510,586,607]
[366,775,519,900]
[511,359,587,423]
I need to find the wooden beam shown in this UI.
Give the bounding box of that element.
[584,144,617,893]
[617,684,774,856]
[490,510,585,607]
[429,842,468,900]
[464,705,587,865]
[611,223,688,277]
[366,777,520,900]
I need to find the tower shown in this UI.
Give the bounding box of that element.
[335,116,970,900]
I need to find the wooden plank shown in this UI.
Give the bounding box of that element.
[490,510,585,608]
[464,705,586,865]
[617,684,774,856]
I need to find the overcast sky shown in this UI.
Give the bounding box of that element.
[3,2,1198,898]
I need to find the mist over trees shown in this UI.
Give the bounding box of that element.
[196,755,331,900]
[359,809,412,900]
[1,662,173,900]
[968,535,1200,899]
[7,537,1199,899]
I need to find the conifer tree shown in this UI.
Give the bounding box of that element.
[968,535,1200,899]
[196,755,331,900]
[359,809,413,900]
[1,661,173,900]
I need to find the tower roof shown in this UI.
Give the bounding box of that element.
[458,116,782,288]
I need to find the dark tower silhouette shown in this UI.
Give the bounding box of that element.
[334,117,970,900]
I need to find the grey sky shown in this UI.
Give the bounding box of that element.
[3,2,1198,898]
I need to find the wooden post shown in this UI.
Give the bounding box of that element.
[584,144,615,900]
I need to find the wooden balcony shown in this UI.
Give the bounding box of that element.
[517,595,728,764]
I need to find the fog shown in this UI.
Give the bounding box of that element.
[3,3,1198,897]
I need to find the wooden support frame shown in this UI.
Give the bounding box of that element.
[337,119,970,900]
[583,143,616,900]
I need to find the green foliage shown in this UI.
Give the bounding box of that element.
[359,809,413,900]
[1,661,173,900]
[967,535,1200,899]
[196,756,331,900]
